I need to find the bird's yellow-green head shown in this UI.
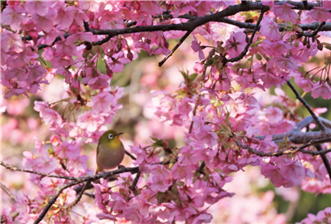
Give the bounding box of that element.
[98,130,123,148]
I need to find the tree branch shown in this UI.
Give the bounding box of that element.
[0,161,77,181]
[159,29,193,67]
[303,21,326,37]
[125,149,137,160]
[129,171,141,191]
[233,134,331,157]
[286,80,326,131]
[0,182,16,202]
[314,144,331,184]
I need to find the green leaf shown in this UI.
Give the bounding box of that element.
[151,137,164,148]
[250,39,264,48]
[96,57,107,74]
[189,73,198,83]
[322,42,331,51]
[179,70,188,80]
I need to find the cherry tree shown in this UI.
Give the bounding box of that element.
[1,1,331,223]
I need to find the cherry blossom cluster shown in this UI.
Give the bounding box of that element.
[1,1,331,223]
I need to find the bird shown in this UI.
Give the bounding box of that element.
[96,130,125,173]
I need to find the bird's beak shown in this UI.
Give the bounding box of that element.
[116,132,123,136]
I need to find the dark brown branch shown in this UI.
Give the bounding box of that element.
[303,21,326,37]
[92,35,112,46]
[34,166,139,224]
[90,3,268,36]
[286,80,326,131]
[302,0,308,9]
[14,1,328,52]
[159,30,193,67]
[0,161,77,181]
[197,161,206,174]
[73,176,118,194]
[129,171,141,191]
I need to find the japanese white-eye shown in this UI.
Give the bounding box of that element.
[96,130,125,173]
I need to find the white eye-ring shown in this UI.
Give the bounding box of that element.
[108,134,114,139]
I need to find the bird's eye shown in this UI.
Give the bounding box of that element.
[108,134,114,139]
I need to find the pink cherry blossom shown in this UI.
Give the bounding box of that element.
[31,8,57,33]
[2,2,331,223]
[34,101,63,127]
[273,3,298,24]
[295,76,314,92]
[24,0,53,16]
[191,36,205,60]
[226,30,246,58]
[1,5,28,31]
[78,0,100,12]
[54,141,80,160]
[306,7,331,22]
[260,16,280,41]
[148,165,172,192]
[77,111,105,133]
[107,52,131,73]
[311,82,331,99]
[54,5,75,30]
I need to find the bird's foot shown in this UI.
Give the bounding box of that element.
[118,165,125,169]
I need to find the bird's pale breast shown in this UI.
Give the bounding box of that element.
[97,142,125,170]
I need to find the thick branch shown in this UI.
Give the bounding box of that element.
[234,134,331,157]
[256,116,331,142]
[34,166,139,224]
[303,21,326,37]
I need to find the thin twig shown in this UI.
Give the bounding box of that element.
[286,80,326,131]
[0,161,77,181]
[197,161,206,174]
[84,192,95,198]
[0,182,16,201]
[189,94,201,134]
[159,30,193,67]
[65,181,91,210]
[314,144,331,184]
[125,150,137,160]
